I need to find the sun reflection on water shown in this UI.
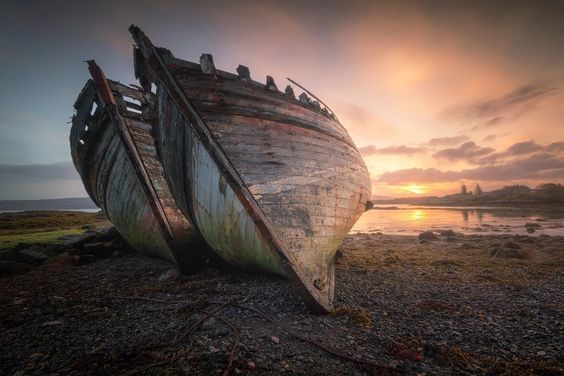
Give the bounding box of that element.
[351,204,564,236]
[409,209,427,222]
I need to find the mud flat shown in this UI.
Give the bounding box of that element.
[1,226,563,375]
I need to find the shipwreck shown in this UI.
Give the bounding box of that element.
[70,26,372,313]
[70,62,205,271]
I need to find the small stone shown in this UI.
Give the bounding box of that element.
[271,336,280,344]
[460,242,476,249]
[158,269,180,282]
[42,320,62,326]
[247,361,256,369]
[201,317,216,330]
[29,353,44,360]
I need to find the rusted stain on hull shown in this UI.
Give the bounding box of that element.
[130,26,371,312]
[70,64,202,269]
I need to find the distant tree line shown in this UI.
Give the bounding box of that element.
[376,183,564,205]
[451,183,564,203]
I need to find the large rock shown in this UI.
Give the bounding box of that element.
[0,248,18,262]
[490,247,530,259]
[418,231,438,241]
[439,229,457,237]
[60,232,98,249]
[16,249,49,264]
[0,260,33,275]
[96,227,119,241]
[83,242,114,258]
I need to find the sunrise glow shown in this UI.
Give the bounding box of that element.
[406,184,426,195]
[0,1,562,201]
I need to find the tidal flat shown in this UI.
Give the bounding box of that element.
[0,212,563,375]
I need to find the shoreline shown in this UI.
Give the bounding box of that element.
[1,227,562,375]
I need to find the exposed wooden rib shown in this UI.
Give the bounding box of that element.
[287,77,338,121]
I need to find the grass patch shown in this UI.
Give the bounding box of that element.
[0,211,107,235]
[0,228,84,250]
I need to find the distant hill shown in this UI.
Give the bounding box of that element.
[373,183,564,206]
[0,197,98,211]
[371,194,394,201]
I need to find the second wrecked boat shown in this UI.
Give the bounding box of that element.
[70,62,205,271]
[130,26,372,312]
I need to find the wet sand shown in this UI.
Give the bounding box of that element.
[1,229,562,375]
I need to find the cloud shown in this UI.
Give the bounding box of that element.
[360,145,425,156]
[438,81,558,127]
[377,153,564,184]
[547,142,564,152]
[0,162,86,200]
[0,162,79,181]
[333,101,398,141]
[477,140,564,165]
[432,141,494,163]
[426,135,469,147]
[482,133,506,143]
[505,140,544,155]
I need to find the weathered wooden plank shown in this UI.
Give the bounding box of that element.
[70,70,202,270]
[130,26,371,313]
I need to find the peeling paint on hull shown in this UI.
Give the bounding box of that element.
[130,26,371,312]
[70,74,202,269]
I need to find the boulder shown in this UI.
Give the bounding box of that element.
[503,240,521,249]
[490,247,530,259]
[45,253,78,266]
[61,232,98,249]
[0,248,18,262]
[0,260,33,275]
[83,242,114,258]
[16,249,49,264]
[79,254,96,264]
[96,227,120,241]
[418,231,438,241]
[439,229,457,237]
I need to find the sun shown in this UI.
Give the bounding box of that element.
[407,184,425,195]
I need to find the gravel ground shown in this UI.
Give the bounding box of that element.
[1,232,563,375]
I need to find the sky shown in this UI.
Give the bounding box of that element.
[0,0,563,200]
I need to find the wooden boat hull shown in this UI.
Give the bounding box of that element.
[130,26,371,312]
[70,68,203,270]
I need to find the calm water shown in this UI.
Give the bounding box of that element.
[351,204,564,236]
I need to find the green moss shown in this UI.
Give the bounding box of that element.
[0,211,108,235]
[0,228,84,250]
